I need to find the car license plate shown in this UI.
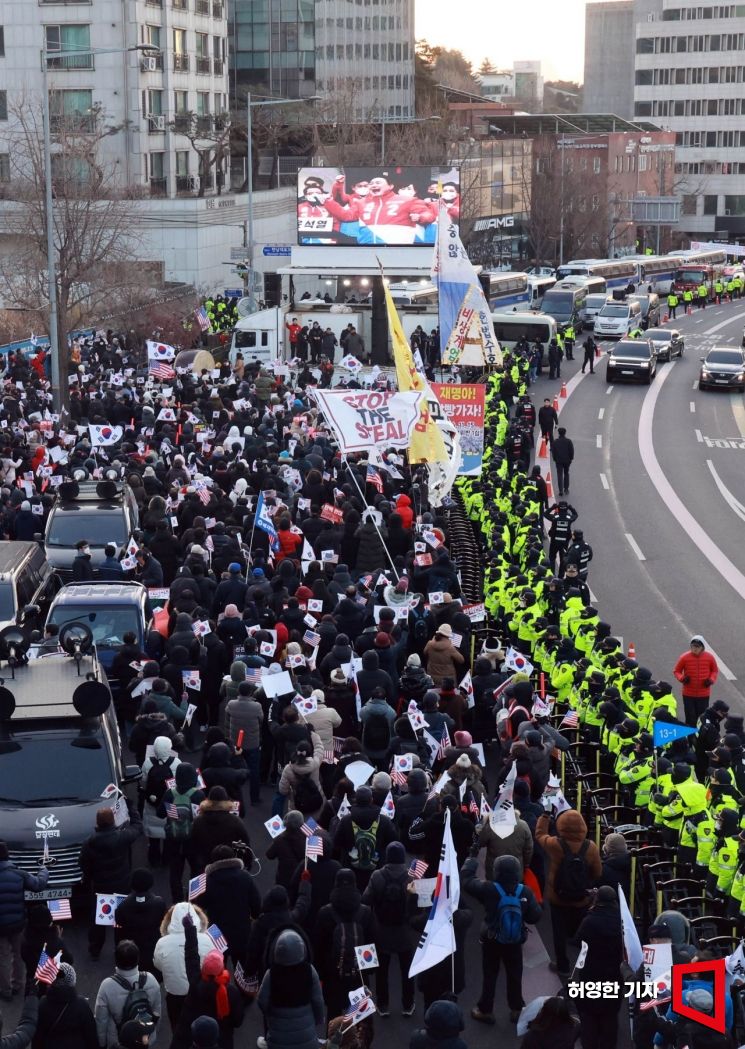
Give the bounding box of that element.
[621,370,635,375]
[25,888,72,901]
[715,379,729,384]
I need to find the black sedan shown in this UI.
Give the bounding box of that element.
[644,327,684,362]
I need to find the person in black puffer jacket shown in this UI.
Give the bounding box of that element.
[20,906,72,995]
[243,880,312,982]
[0,995,37,1049]
[313,868,375,1020]
[394,769,430,850]
[398,654,433,709]
[32,963,98,1049]
[201,743,248,813]
[166,612,202,662]
[114,869,167,975]
[572,886,624,1049]
[287,834,341,929]
[201,845,261,964]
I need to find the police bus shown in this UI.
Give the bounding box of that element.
[555,258,637,289]
[478,272,531,311]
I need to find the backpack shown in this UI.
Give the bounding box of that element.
[293,775,324,814]
[332,918,364,979]
[113,973,156,1032]
[350,819,379,871]
[168,786,198,840]
[487,882,526,944]
[362,711,391,753]
[410,607,430,648]
[145,757,174,806]
[554,839,592,902]
[376,868,408,926]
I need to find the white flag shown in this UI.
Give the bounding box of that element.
[88,424,123,447]
[459,670,475,709]
[503,647,534,677]
[575,940,588,970]
[409,808,460,977]
[146,339,176,361]
[490,764,517,839]
[726,940,745,978]
[618,885,643,972]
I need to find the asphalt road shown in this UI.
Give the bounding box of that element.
[542,296,745,708]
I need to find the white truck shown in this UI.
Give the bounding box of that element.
[229,302,438,366]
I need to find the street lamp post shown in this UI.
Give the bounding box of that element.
[40,41,157,407]
[245,93,319,309]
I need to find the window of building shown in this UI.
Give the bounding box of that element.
[682,194,697,215]
[593,156,601,174]
[144,25,160,49]
[149,152,165,178]
[0,154,9,181]
[725,195,745,214]
[45,24,92,69]
[174,90,188,113]
[173,28,186,53]
[0,28,4,57]
[176,150,189,176]
[196,91,210,115]
[148,89,163,116]
[49,88,93,131]
[635,101,652,116]
[0,91,5,121]
[704,195,718,214]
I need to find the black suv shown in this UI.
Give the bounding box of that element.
[46,582,151,694]
[0,628,140,902]
[699,347,745,392]
[605,338,658,384]
[43,480,139,581]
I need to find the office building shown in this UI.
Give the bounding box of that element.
[230,0,415,118]
[633,0,745,239]
[583,1,635,118]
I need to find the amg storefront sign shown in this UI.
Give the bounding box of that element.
[473,215,516,232]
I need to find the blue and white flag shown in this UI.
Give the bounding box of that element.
[254,492,280,552]
[652,721,697,748]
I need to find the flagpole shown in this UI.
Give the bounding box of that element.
[450,916,456,994]
[341,454,400,580]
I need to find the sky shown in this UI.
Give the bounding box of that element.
[415,0,587,83]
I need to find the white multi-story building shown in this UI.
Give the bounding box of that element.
[633,0,745,239]
[478,72,515,100]
[0,0,264,290]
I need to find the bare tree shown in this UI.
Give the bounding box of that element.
[0,95,146,400]
[172,112,232,197]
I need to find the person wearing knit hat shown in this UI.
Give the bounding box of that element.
[94,940,160,1048]
[600,833,631,900]
[115,868,167,976]
[258,929,325,1049]
[190,1015,219,1048]
[170,916,244,1049]
[34,958,100,1047]
[118,1018,154,1048]
[361,839,416,1017]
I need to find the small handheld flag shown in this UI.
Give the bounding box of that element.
[189,873,207,900]
[408,858,428,880]
[300,816,318,837]
[35,949,61,985]
[560,710,579,729]
[165,802,179,820]
[354,943,379,970]
[306,835,323,862]
[48,899,71,922]
[207,924,228,952]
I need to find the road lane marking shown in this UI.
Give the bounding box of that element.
[589,587,598,602]
[600,473,610,490]
[707,460,745,525]
[606,385,613,395]
[732,401,745,440]
[596,434,603,448]
[598,408,605,420]
[714,309,724,315]
[639,362,745,606]
[703,310,745,336]
[706,643,737,681]
[690,401,696,413]
[695,318,705,324]
[625,533,646,560]
[693,381,698,389]
[695,429,703,442]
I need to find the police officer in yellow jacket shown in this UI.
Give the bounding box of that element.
[618,731,654,809]
[657,762,708,854]
[706,807,739,897]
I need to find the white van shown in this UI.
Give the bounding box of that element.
[584,294,611,330]
[594,298,642,339]
[527,275,557,309]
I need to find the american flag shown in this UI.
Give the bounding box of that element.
[35,949,60,985]
[437,725,452,762]
[408,859,428,880]
[322,748,337,765]
[391,769,407,788]
[244,666,264,683]
[188,873,207,900]
[303,629,321,648]
[48,899,72,922]
[165,802,180,820]
[234,962,259,994]
[332,737,345,755]
[468,793,479,818]
[194,305,211,332]
[560,710,579,729]
[366,463,384,493]
[300,816,318,837]
[149,360,176,380]
[194,482,212,507]
[306,835,323,860]
[207,924,228,952]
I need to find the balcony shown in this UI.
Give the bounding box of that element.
[150,177,168,197]
[196,0,209,11]
[173,53,189,72]
[173,113,191,134]
[148,114,166,132]
[50,114,96,134]
[212,58,223,76]
[196,56,211,74]
[212,1,223,16]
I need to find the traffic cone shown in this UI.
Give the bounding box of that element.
[545,470,554,500]
[627,641,636,660]
[538,436,547,459]
[595,345,601,357]
[560,381,567,399]
[553,395,559,412]
[687,305,693,315]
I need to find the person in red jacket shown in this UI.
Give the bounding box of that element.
[275,518,303,562]
[673,634,719,726]
[395,493,414,529]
